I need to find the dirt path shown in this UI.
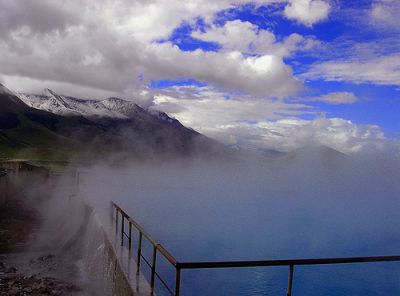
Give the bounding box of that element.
[0,177,86,296]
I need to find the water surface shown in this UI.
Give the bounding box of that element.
[83,154,400,295]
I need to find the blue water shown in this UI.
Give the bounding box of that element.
[84,155,400,295]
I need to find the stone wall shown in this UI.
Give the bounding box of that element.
[81,210,151,296]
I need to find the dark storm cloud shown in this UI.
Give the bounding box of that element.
[0,0,79,37]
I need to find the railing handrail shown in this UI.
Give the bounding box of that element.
[176,255,400,269]
[157,243,178,266]
[112,202,160,248]
[111,201,400,296]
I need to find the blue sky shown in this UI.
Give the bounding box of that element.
[147,0,400,150]
[1,0,399,153]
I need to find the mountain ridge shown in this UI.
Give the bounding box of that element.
[17,89,178,125]
[0,84,224,160]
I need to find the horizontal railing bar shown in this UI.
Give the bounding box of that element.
[176,256,400,269]
[154,270,175,295]
[112,201,400,271]
[112,201,400,296]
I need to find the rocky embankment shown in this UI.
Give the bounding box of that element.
[0,174,85,296]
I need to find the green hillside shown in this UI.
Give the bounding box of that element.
[0,91,97,160]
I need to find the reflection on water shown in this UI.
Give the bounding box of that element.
[83,153,400,295]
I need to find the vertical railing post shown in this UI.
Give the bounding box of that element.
[175,267,181,296]
[121,215,125,246]
[287,264,294,296]
[128,222,132,254]
[115,209,118,234]
[76,171,80,193]
[136,232,143,274]
[150,246,157,292]
[110,203,114,224]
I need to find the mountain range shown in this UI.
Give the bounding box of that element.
[0,83,222,161]
[18,89,181,125]
[0,83,347,164]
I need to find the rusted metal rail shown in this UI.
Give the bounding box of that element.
[111,201,400,296]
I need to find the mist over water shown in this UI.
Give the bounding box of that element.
[80,149,400,295]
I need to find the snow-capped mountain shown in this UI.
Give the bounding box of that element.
[0,83,13,96]
[18,89,181,126]
[0,83,224,160]
[0,83,27,106]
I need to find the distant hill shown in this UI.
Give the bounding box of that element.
[275,145,347,172]
[0,84,224,161]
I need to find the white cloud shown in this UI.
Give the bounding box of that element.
[0,0,302,98]
[208,118,386,154]
[150,86,309,128]
[0,0,392,153]
[143,43,302,97]
[284,0,331,27]
[300,92,358,105]
[192,20,276,54]
[0,75,124,100]
[303,53,400,86]
[369,0,400,31]
[0,0,281,43]
[191,20,319,56]
[98,0,281,43]
[150,86,384,154]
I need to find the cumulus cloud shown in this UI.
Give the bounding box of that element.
[0,75,125,100]
[94,0,280,43]
[369,0,400,31]
[150,85,309,128]
[149,86,384,153]
[299,92,358,105]
[0,0,303,98]
[284,0,331,26]
[303,53,400,86]
[147,44,302,97]
[0,0,392,153]
[0,0,79,38]
[191,20,320,56]
[209,118,386,154]
[192,20,276,54]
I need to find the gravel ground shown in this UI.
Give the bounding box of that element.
[0,198,37,253]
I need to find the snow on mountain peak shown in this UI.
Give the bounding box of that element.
[16,88,179,125]
[17,89,80,116]
[100,97,145,116]
[149,109,182,126]
[103,97,134,109]
[0,83,16,96]
[44,88,56,96]
[8,87,184,129]
[0,83,29,106]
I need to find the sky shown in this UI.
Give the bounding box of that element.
[0,0,399,154]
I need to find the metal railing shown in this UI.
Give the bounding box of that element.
[111,201,400,296]
[112,202,179,295]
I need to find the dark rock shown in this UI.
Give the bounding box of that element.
[5,267,17,273]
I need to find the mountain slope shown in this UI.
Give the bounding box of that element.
[0,84,224,160]
[19,90,180,124]
[0,84,104,159]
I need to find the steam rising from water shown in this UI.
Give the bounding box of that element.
[79,149,400,295]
